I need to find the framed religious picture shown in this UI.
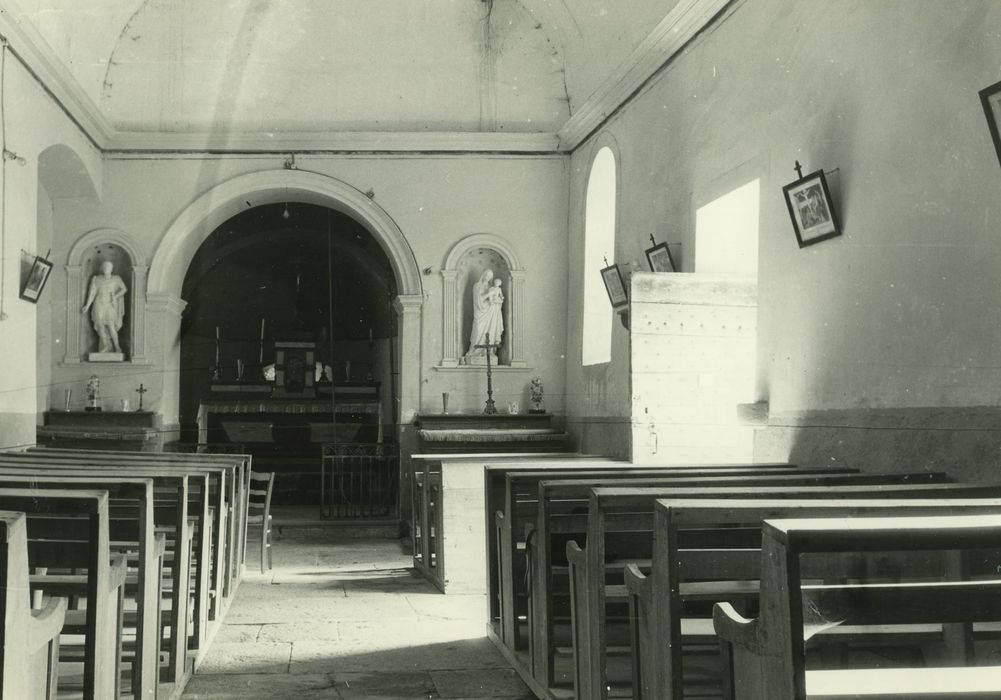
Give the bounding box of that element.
[645,241,676,272]
[19,255,53,303]
[600,262,628,310]
[273,340,317,397]
[979,78,1001,169]
[782,169,841,248]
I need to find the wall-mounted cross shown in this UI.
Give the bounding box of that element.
[136,383,147,412]
[474,333,501,415]
[794,160,804,179]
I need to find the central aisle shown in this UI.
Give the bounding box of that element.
[184,535,533,699]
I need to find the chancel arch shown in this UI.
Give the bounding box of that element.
[146,169,424,428]
[439,232,526,368]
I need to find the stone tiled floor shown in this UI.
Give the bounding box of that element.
[183,533,534,699]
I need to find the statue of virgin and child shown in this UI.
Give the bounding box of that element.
[464,268,504,365]
[82,260,128,356]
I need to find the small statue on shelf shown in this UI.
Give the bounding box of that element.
[85,375,100,412]
[529,377,544,414]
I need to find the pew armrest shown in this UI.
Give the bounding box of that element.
[713,602,762,654]
[566,539,585,565]
[109,554,129,591]
[28,595,68,652]
[623,562,650,598]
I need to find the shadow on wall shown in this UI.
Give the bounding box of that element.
[764,406,1001,483]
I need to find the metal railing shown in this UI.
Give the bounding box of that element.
[321,442,398,519]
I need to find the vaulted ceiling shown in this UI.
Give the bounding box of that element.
[11,0,683,141]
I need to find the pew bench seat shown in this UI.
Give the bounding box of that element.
[804,665,1001,699]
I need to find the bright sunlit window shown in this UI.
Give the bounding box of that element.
[582,146,617,366]
[695,179,760,277]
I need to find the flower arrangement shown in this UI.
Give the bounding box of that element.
[529,377,544,413]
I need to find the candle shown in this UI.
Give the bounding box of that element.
[369,328,373,342]
[260,318,265,340]
[215,326,220,340]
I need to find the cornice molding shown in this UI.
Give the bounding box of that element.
[0,0,114,148]
[557,0,733,151]
[106,129,563,155]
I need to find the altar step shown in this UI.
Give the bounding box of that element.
[272,506,401,540]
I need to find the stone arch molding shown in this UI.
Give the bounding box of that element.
[65,228,149,364]
[440,233,526,368]
[148,169,422,300]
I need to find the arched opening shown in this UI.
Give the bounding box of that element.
[147,170,424,517]
[179,203,399,505]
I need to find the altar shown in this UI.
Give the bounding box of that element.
[37,410,165,451]
[197,383,383,447]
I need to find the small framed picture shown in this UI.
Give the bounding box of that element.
[19,255,53,303]
[979,78,1001,169]
[782,169,841,248]
[645,241,676,272]
[600,263,628,309]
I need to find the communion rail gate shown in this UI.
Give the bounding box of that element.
[321,442,399,519]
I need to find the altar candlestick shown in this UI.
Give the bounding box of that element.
[259,318,266,364]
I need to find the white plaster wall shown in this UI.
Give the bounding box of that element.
[0,56,101,447]
[564,0,1001,461]
[46,154,570,426]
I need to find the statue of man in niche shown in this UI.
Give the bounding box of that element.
[464,268,504,364]
[82,260,128,355]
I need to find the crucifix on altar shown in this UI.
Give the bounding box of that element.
[475,333,500,414]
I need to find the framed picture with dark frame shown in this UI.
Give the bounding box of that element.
[273,340,317,398]
[645,241,676,272]
[782,169,841,248]
[19,255,53,303]
[600,263,628,310]
[979,78,1001,169]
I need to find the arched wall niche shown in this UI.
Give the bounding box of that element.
[65,228,149,364]
[146,169,424,427]
[439,233,526,368]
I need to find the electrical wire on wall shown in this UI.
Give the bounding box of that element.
[0,36,9,321]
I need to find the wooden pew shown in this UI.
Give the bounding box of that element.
[626,493,1001,700]
[527,470,943,693]
[0,510,67,700]
[0,458,197,688]
[0,470,160,699]
[31,446,249,600]
[19,450,237,652]
[410,453,604,593]
[0,488,123,700]
[492,462,802,653]
[713,513,1001,700]
[567,478,978,700]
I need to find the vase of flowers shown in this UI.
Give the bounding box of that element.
[529,377,544,414]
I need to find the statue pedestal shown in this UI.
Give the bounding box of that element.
[88,352,125,362]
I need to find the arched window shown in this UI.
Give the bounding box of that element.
[582,146,617,366]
